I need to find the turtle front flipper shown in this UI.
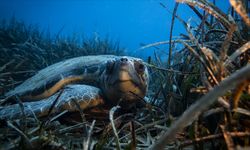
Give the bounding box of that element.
[0,85,105,120]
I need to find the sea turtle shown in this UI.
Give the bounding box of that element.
[0,55,149,119]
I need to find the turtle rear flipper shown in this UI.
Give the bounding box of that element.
[0,85,105,120]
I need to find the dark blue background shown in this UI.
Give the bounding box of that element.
[0,0,230,58]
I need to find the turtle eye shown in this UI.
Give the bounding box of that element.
[134,60,145,74]
[106,60,115,74]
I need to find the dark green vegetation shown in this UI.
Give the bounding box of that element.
[0,0,250,149]
[145,0,250,149]
[0,18,124,95]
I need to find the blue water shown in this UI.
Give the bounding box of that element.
[0,0,230,58]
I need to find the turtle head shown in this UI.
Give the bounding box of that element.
[101,56,149,108]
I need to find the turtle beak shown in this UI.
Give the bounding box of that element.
[106,57,132,85]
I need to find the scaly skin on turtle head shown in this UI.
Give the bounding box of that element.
[101,57,149,107]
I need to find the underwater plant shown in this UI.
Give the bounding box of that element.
[0,18,125,96]
[143,0,250,149]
